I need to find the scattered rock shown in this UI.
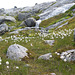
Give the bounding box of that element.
[44,40,55,46]
[10,27,31,34]
[6,44,28,61]
[24,18,36,27]
[38,53,52,60]
[0,23,8,35]
[0,16,16,24]
[60,49,75,61]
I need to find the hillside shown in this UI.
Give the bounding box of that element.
[0,0,75,75]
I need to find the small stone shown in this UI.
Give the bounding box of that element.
[38,53,52,60]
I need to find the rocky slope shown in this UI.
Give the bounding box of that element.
[0,0,75,75]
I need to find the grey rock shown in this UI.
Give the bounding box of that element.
[44,40,55,46]
[7,44,28,61]
[39,3,75,20]
[0,23,8,34]
[10,27,31,34]
[24,18,36,27]
[61,49,75,61]
[18,13,31,21]
[56,0,75,4]
[0,16,16,24]
[38,53,52,60]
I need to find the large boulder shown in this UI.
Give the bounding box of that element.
[24,18,36,27]
[6,44,28,61]
[0,23,8,35]
[18,13,31,21]
[0,16,16,24]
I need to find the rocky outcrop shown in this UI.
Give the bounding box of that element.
[0,16,16,24]
[6,44,28,61]
[24,18,36,27]
[39,3,75,20]
[0,23,8,35]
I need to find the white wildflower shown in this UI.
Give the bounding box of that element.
[60,56,65,59]
[6,61,9,65]
[50,55,52,58]
[57,53,60,55]
[55,52,57,54]
[64,59,67,62]
[16,66,19,69]
[31,43,33,46]
[7,66,9,68]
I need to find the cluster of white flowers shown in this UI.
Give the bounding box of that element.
[60,51,72,62]
[0,58,19,69]
[1,35,35,43]
[38,29,74,40]
[6,61,9,69]
[55,52,60,55]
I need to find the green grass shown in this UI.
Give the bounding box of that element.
[0,27,75,75]
[0,10,75,75]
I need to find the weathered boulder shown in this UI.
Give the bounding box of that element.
[18,13,31,21]
[24,18,36,27]
[6,44,28,61]
[0,23,8,34]
[38,53,52,60]
[60,49,75,61]
[0,16,16,24]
